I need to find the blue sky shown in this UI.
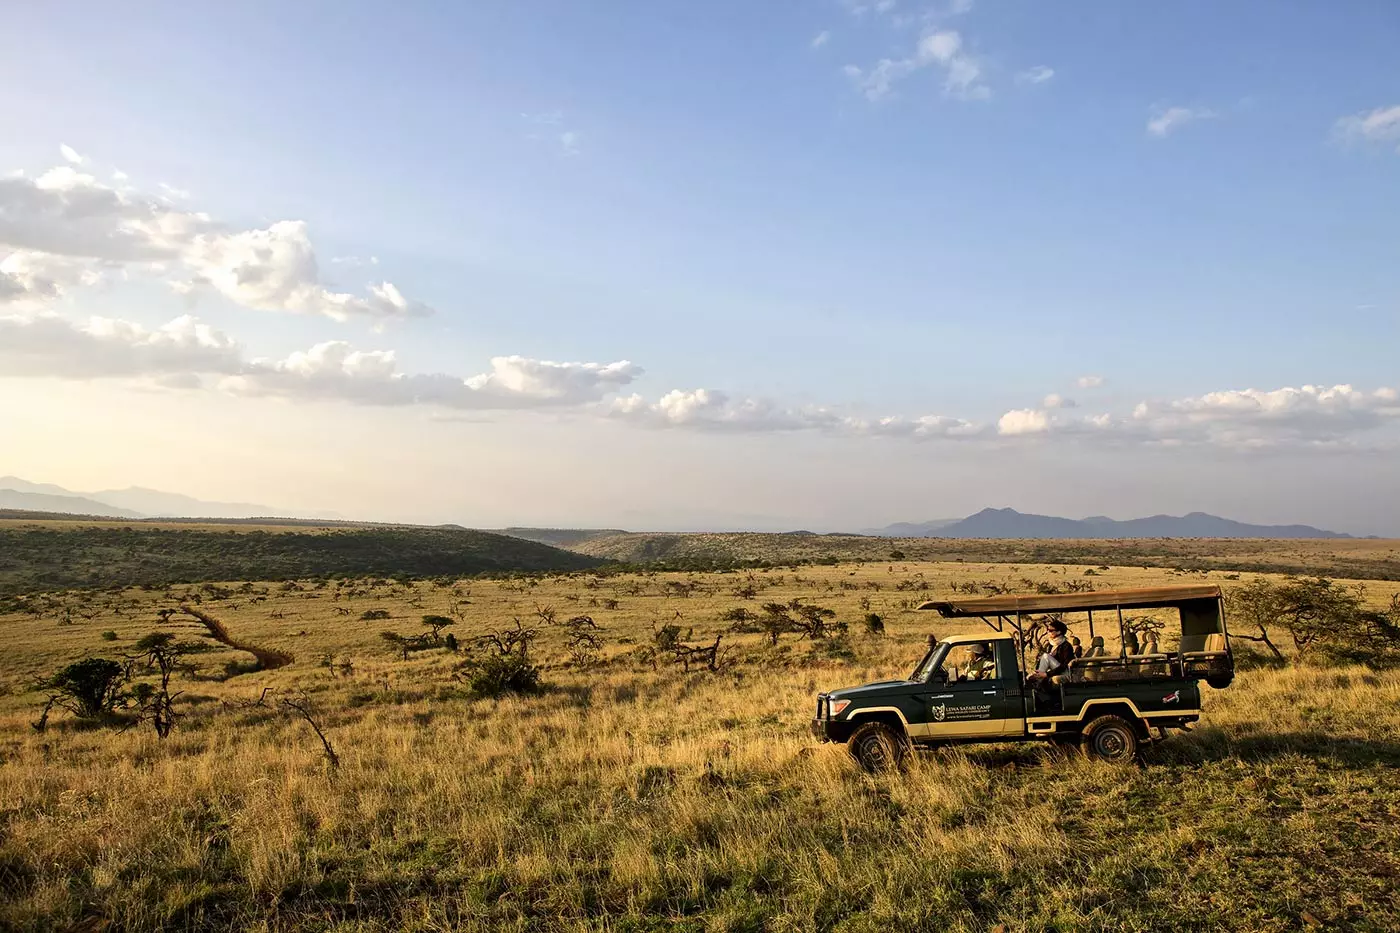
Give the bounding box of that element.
[2,2,1398,532]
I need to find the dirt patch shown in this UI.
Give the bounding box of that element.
[182,606,294,670]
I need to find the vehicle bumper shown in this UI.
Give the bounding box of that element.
[810,718,835,742]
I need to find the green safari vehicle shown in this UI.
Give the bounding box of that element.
[811,585,1233,768]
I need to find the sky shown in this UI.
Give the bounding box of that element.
[1,1,1398,534]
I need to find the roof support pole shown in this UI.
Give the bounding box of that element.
[1117,606,1126,658]
[1088,609,1096,640]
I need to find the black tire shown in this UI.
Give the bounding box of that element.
[1081,714,1140,763]
[847,722,910,773]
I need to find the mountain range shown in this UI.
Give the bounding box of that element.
[0,477,340,521]
[864,507,1350,539]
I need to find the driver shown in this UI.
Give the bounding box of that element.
[966,642,995,680]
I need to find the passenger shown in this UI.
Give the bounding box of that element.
[1071,635,1083,659]
[1028,619,1076,684]
[1027,619,1076,711]
[966,643,995,680]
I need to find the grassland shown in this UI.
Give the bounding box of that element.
[3,555,1399,932]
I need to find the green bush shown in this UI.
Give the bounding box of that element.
[100,630,118,641]
[458,653,541,698]
[43,658,128,719]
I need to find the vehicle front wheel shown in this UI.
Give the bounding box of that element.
[847,722,910,773]
[1081,714,1140,763]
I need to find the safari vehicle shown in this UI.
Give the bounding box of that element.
[811,585,1233,768]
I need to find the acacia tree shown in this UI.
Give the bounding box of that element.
[1229,577,1400,665]
[128,632,210,739]
[42,658,128,720]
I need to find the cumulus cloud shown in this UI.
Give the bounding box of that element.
[1147,106,1217,138]
[0,155,432,321]
[811,30,831,50]
[1130,384,1400,446]
[610,389,982,439]
[59,144,84,165]
[0,312,243,378]
[182,222,431,321]
[1016,66,1054,85]
[1042,393,1076,409]
[844,29,988,101]
[1334,104,1400,152]
[0,309,638,411]
[224,347,639,410]
[1076,375,1105,389]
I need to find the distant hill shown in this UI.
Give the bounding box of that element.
[496,527,629,548]
[879,507,1349,539]
[862,518,960,537]
[0,489,143,519]
[0,522,603,595]
[0,476,340,521]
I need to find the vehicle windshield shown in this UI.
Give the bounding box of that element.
[911,641,997,682]
[910,643,946,682]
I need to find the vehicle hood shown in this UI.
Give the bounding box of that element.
[826,680,920,701]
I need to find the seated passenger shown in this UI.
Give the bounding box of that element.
[966,642,995,680]
[1028,619,1076,684]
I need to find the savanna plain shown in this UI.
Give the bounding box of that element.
[2,522,1399,932]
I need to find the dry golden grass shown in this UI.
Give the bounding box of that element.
[2,561,1399,931]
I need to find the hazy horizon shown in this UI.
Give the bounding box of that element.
[0,471,1388,537]
[3,3,1398,536]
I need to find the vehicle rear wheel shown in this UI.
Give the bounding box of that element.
[1081,714,1140,763]
[847,722,910,773]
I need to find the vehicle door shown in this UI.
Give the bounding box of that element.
[918,643,1016,738]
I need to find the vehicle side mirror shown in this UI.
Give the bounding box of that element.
[932,668,948,684]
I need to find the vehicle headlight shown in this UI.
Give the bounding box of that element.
[829,699,851,718]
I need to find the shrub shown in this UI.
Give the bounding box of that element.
[361,609,391,620]
[456,651,541,698]
[889,550,906,560]
[863,612,885,635]
[42,658,128,719]
[100,630,118,641]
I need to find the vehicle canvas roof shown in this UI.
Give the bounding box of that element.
[917,584,1223,618]
[940,632,1017,644]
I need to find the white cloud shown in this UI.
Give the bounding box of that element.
[1147,106,1217,138]
[811,30,831,50]
[1076,375,1105,389]
[1,306,639,412]
[1042,393,1076,409]
[559,131,581,156]
[1334,104,1400,152]
[225,347,639,410]
[1131,384,1400,446]
[611,388,982,439]
[997,408,1051,435]
[330,254,379,267]
[59,144,84,165]
[0,154,432,321]
[1016,66,1054,85]
[0,311,243,378]
[844,29,988,101]
[0,250,110,307]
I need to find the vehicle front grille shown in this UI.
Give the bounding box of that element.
[816,694,826,719]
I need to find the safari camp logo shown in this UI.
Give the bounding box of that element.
[930,703,991,722]
[1163,690,1181,704]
